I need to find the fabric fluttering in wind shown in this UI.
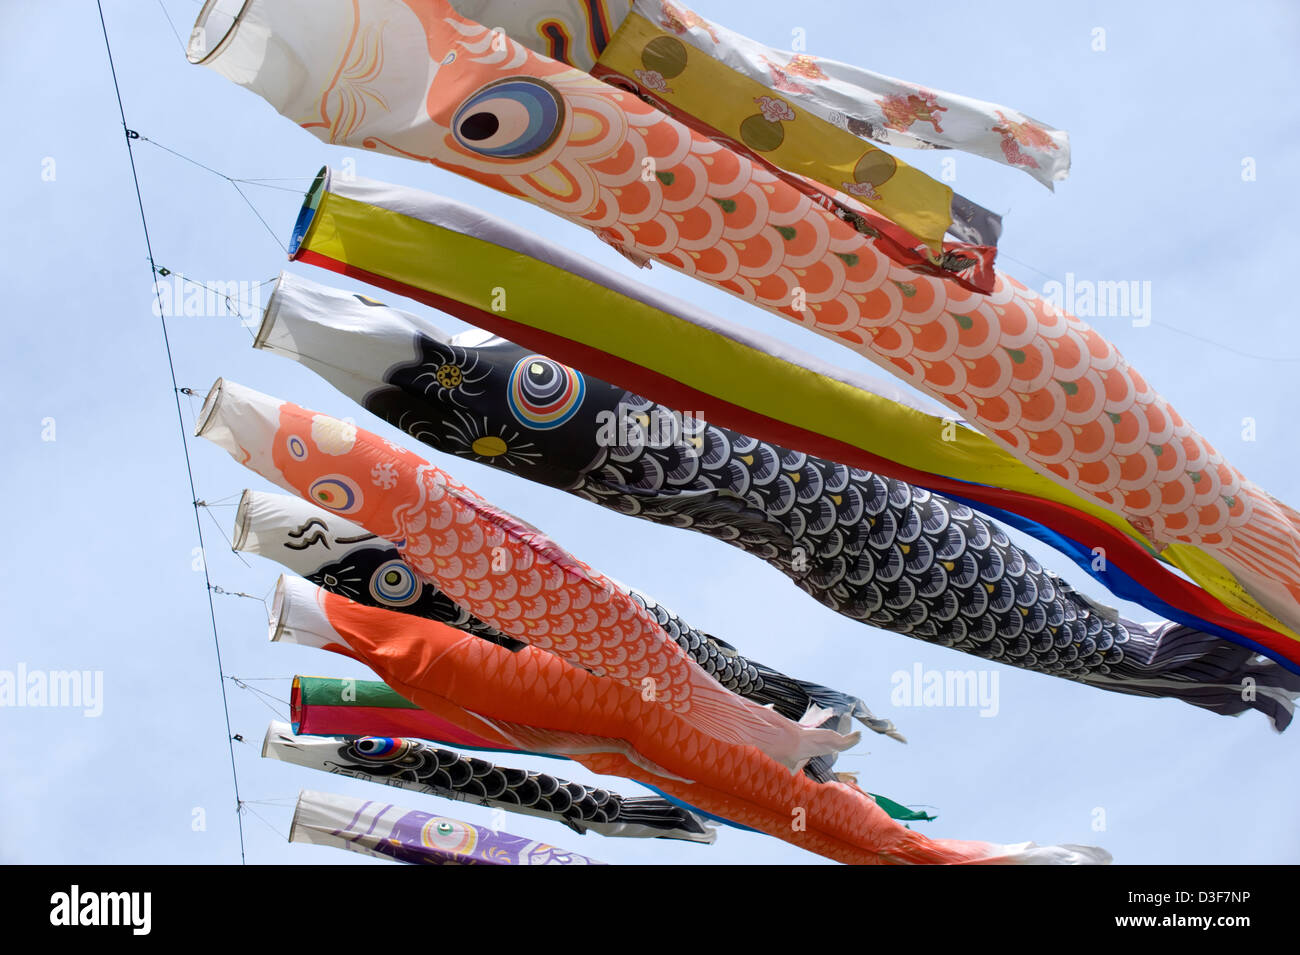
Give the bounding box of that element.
[588,2,1007,260]
[590,0,1068,190]
[196,377,858,770]
[287,676,935,822]
[274,187,1300,678]
[264,721,717,842]
[440,0,1067,189]
[188,0,1001,276]
[255,275,1300,728]
[272,574,1105,864]
[237,487,901,739]
[290,788,606,864]
[274,175,1300,671]
[447,0,1007,254]
[291,674,506,751]
[189,0,1300,640]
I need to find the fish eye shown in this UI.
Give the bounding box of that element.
[452,78,565,159]
[508,355,584,429]
[370,559,422,607]
[307,475,363,515]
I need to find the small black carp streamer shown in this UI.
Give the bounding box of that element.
[263,722,716,842]
[236,488,900,741]
[256,273,1300,729]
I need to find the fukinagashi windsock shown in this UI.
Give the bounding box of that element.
[236,487,902,739]
[195,377,858,770]
[286,675,936,823]
[255,274,1300,729]
[189,0,1300,639]
[272,574,1108,865]
[264,721,717,842]
[274,177,1300,669]
[290,789,606,864]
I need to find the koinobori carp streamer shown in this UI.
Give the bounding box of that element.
[256,275,1300,728]
[264,721,717,842]
[437,0,1067,189]
[446,0,1012,255]
[195,377,857,770]
[187,0,1002,261]
[236,488,901,739]
[273,574,1108,864]
[189,0,1300,639]
[290,788,606,864]
[275,175,1300,672]
[286,676,936,823]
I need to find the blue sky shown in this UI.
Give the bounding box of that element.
[2,0,1298,865]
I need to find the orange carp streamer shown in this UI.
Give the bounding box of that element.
[196,378,856,771]
[273,573,1109,865]
[190,0,1300,635]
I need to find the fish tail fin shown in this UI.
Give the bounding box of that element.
[747,661,905,740]
[1085,623,1300,731]
[680,670,859,771]
[965,842,1113,865]
[613,797,718,843]
[884,833,1111,865]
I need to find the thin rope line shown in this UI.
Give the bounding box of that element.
[155,0,187,53]
[139,137,309,193]
[98,0,246,864]
[134,135,291,250]
[241,802,289,844]
[999,251,1300,363]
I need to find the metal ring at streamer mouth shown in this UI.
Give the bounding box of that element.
[288,675,304,735]
[231,489,253,552]
[288,167,330,260]
[186,0,250,65]
[268,574,290,646]
[191,382,224,441]
[194,377,225,438]
[252,274,287,352]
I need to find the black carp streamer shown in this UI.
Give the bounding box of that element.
[254,274,1300,729]
[237,488,899,745]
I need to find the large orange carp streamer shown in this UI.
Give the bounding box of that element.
[195,378,855,770]
[272,573,1109,865]
[190,0,1300,635]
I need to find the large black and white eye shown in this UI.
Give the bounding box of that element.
[452,79,565,159]
[369,559,422,607]
[508,355,584,429]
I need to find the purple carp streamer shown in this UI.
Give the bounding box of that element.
[256,273,1300,729]
[263,721,716,842]
[237,487,901,739]
[289,788,606,864]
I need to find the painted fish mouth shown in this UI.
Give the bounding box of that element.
[231,488,253,552]
[194,377,225,438]
[268,574,290,644]
[252,273,288,352]
[186,0,250,65]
